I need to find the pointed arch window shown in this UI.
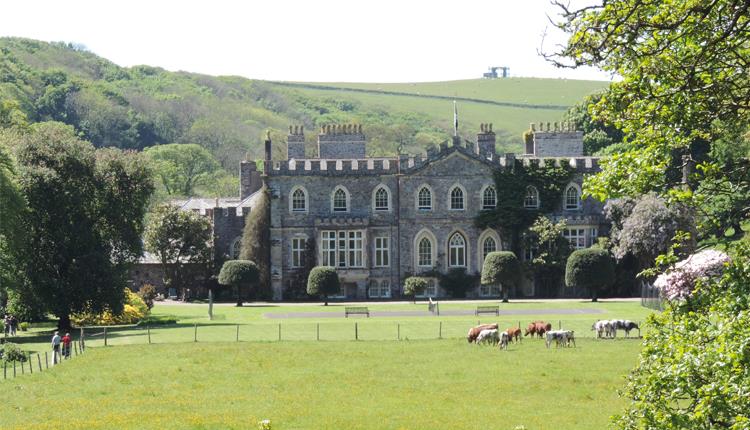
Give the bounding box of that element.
[418,186,432,210]
[564,185,581,210]
[524,186,539,209]
[482,237,497,262]
[332,187,348,212]
[374,186,390,211]
[482,186,496,209]
[449,232,466,267]
[418,237,433,267]
[291,188,307,212]
[230,237,242,260]
[450,186,465,210]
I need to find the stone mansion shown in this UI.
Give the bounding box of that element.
[137,122,606,300]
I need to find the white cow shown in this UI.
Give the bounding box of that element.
[476,329,500,345]
[498,331,510,350]
[545,330,575,348]
[592,320,614,339]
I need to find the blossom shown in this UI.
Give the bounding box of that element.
[654,249,730,301]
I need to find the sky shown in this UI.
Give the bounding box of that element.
[0,0,611,83]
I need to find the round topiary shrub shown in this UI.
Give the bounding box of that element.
[481,251,521,301]
[306,266,340,306]
[219,260,260,306]
[403,276,429,302]
[565,248,615,302]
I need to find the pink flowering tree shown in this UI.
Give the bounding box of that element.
[653,249,730,301]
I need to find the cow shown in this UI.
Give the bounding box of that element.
[612,320,639,338]
[498,331,510,350]
[545,330,575,348]
[592,320,612,339]
[476,329,500,345]
[524,321,549,339]
[506,327,522,343]
[467,323,499,343]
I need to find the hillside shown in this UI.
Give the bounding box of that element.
[0,37,608,173]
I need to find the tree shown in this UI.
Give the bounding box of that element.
[481,251,521,302]
[0,144,25,308]
[218,260,259,307]
[565,248,615,302]
[5,122,153,329]
[306,267,339,306]
[144,204,212,300]
[549,0,750,239]
[563,92,624,155]
[614,243,745,429]
[403,277,428,303]
[143,143,220,196]
[524,216,571,297]
[239,185,271,300]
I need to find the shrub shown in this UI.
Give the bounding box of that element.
[653,249,730,301]
[565,248,615,301]
[481,251,521,289]
[218,260,260,306]
[439,268,478,298]
[306,266,340,306]
[138,284,157,310]
[71,289,149,326]
[19,322,29,331]
[403,277,428,302]
[1,342,27,363]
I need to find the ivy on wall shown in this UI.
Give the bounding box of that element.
[475,159,575,253]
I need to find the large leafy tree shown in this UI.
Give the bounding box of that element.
[144,204,212,299]
[524,216,571,297]
[564,248,614,302]
[4,122,153,329]
[143,143,221,196]
[0,144,26,309]
[550,0,750,239]
[239,186,271,300]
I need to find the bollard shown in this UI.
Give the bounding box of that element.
[45,352,49,369]
[104,327,108,346]
[148,325,152,344]
[278,323,281,341]
[37,354,42,372]
[316,323,320,341]
[236,324,240,342]
[436,302,440,316]
[355,322,358,341]
[439,321,442,339]
[194,324,198,342]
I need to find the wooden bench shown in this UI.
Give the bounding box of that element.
[345,307,370,318]
[475,305,499,316]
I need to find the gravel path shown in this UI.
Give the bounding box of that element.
[263,308,605,319]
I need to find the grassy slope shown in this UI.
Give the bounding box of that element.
[1,339,640,430]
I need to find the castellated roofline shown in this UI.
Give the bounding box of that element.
[530,121,580,133]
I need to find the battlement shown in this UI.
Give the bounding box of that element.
[527,121,583,157]
[317,123,366,159]
[271,157,400,176]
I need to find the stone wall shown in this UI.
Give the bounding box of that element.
[240,161,262,199]
[531,122,584,157]
[317,124,366,159]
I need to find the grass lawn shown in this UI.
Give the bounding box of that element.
[0,338,641,430]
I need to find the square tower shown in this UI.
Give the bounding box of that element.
[317,124,366,159]
[287,125,305,160]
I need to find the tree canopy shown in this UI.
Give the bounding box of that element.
[218,260,260,306]
[564,248,615,301]
[144,143,222,197]
[481,251,521,290]
[403,277,428,301]
[306,266,340,306]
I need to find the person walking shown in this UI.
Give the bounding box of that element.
[2,315,8,337]
[51,331,61,364]
[9,315,17,336]
[62,332,72,359]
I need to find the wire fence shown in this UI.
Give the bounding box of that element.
[640,281,664,311]
[2,337,86,381]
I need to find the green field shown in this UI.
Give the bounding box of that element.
[3,301,650,429]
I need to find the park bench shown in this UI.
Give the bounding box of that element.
[345,306,370,318]
[475,305,499,316]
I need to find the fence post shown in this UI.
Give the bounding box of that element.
[316,323,320,341]
[558,320,561,330]
[37,354,42,372]
[104,327,108,346]
[236,324,240,342]
[13,360,16,377]
[397,323,400,341]
[194,324,198,342]
[28,353,32,374]
[355,322,358,341]
[439,321,442,339]
[20,359,24,374]
[148,325,152,344]
[45,352,49,369]
[278,323,281,341]
[3,361,5,379]
[80,327,85,351]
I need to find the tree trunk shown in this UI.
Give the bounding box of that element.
[236,285,243,307]
[502,289,509,303]
[324,294,328,306]
[58,314,72,331]
[591,288,598,302]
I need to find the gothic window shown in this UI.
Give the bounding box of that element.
[450,186,465,210]
[291,187,307,212]
[418,237,433,267]
[291,238,306,268]
[230,237,242,260]
[564,185,581,210]
[482,237,497,262]
[417,186,432,210]
[524,186,539,209]
[449,232,466,267]
[374,186,390,211]
[482,186,497,209]
[332,187,349,212]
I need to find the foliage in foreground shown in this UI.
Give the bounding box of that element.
[614,242,750,429]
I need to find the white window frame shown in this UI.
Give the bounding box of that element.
[416,278,438,298]
[524,186,540,209]
[477,229,501,272]
[290,237,306,268]
[369,279,391,298]
[414,229,436,268]
[564,228,586,250]
[289,186,308,213]
[448,232,467,268]
[481,185,497,210]
[564,183,581,210]
[320,230,364,268]
[479,284,502,297]
[372,185,391,212]
[374,236,390,268]
[331,186,350,213]
[449,185,466,211]
[416,184,433,211]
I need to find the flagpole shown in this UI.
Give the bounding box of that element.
[453,100,458,137]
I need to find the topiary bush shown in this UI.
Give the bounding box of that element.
[1,342,27,363]
[403,277,429,302]
[306,266,340,306]
[565,248,615,302]
[218,260,260,307]
[481,251,522,300]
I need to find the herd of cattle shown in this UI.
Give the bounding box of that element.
[466,319,640,350]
